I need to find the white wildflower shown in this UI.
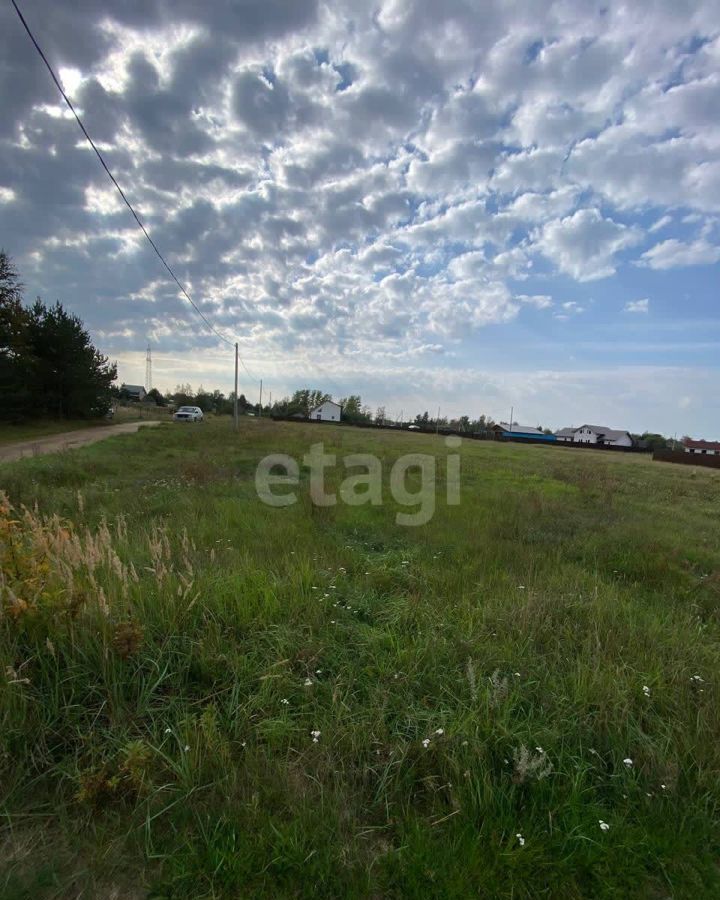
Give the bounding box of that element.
[311,730,321,743]
[623,758,633,768]
[599,820,610,832]
[642,685,650,696]
[422,738,431,748]
[303,677,313,687]
[516,833,525,847]
[281,698,290,705]
[435,728,444,736]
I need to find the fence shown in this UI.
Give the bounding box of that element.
[653,448,720,469]
[269,415,648,453]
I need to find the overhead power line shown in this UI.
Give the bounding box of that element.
[10,0,246,356]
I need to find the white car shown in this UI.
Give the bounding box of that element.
[173,405,204,422]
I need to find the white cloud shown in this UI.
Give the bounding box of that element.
[624,298,649,313]
[533,208,642,281]
[0,0,718,435]
[648,215,672,233]
[638,238,720,270]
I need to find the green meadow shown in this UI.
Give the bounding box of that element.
[1,419,719,898]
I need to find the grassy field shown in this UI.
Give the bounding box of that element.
[1,419,720,898]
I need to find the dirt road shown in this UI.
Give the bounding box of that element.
[0,421,162,464]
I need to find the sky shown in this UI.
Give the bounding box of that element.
[0,0,719,436]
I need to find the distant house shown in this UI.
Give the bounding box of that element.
[308,400,342,422]
[497,422,548,440]
[569,425,633,447]
[120,384,146,402]
[555,427,577,443]
[684,438,720,456]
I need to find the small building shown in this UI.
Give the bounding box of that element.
[120,384,146,402]
[497,422,550,440]
[308,400,342,422]
[572,425,633,447]
[555,427,577,443]
[684,438,720,456]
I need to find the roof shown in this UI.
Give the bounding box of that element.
[555,427,577,437]
[601,429,631,441]
[685,438,720,452]
[121,384,145,393]
[499,422,544,435]
[309,399,341,413]
[576,424,612,434]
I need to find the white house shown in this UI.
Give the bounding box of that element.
[555,427,577,443]
[569,425,633,447]
[308,400,342,422]
[684,439,720,456]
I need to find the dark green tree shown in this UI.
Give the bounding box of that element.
[25,300,117,419]
[146,388,167,406]
[0,250,32,420]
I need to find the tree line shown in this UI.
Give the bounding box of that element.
[1,250,679,445]
[0,251,116,422]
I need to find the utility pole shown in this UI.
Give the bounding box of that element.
[234,343,239,431]
[436,405,441,434]
[145,344,152,392]
[509,405,514,433]
[259,379,263,416]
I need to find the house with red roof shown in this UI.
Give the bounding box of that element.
[684,438,720,456]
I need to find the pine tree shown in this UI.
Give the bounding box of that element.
[25,300,117,418]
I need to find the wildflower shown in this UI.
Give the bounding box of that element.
[691,674,704,683]
[315,668,323,674]
[281,698,290,705]
[599,820,610,832]
[518,585,526,590]
[623,758,633,768]
[642,685,651,696]
[241,741,246,748]
[535,746,544,754]
[461,740,469,747]
[435,728,445,735]
[514,672,521,678]
[660,783,667,790]
[311,730,321,743]
[303,677,313,687]
[164,727,172,734]
[183,745,190,752]
[516,833,525,847]
[422,738,431,748]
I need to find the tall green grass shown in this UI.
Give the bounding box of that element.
[1,419,719,897]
